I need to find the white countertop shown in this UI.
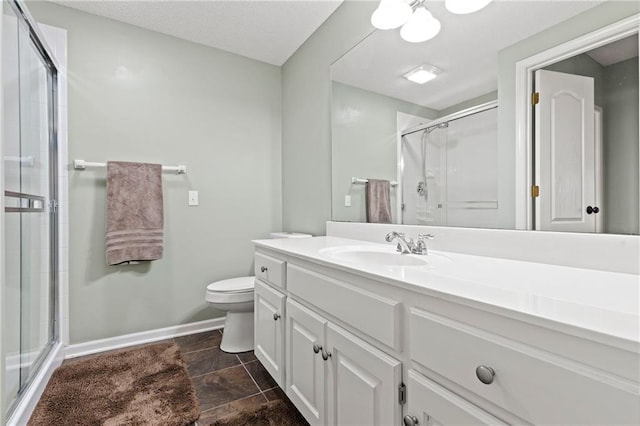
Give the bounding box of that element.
[254,236,640,347]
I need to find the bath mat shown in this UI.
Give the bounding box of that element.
[209,399,308,426]
[28,342,199,426]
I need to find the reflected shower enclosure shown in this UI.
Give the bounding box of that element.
[401,105,498,228]
[3,0,59,418]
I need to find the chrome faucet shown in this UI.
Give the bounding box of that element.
[385,231,434,255]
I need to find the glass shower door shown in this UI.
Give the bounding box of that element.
[3,1,58,415]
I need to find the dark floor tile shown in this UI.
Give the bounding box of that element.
[244,360,277,391]
[197,393,267,424]
[192,365,260,411]
[236,350,257,364]
[263,386,287,402]
[175,330,222,354]
[183,346,240,377]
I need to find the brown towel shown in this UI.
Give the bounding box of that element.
[106,161,163,265]
[365,179,392,223]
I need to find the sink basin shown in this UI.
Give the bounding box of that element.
[319,245,432,267]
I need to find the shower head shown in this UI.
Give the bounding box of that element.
[423,121,449,134]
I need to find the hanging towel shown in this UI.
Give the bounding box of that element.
[106,161,163,265]
[365,179,392,224]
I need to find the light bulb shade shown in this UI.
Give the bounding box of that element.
[400,7,441,43]
[371,0,412,30]
[445,0,492,15]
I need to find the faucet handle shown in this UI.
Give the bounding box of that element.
[412,233,434,255]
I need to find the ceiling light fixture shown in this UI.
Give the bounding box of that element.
[371,0,493,43]
[400,4,441,43]
[404,65,441,84]
[371,0,413,30]
[445,0,493,15]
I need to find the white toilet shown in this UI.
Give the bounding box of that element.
[206,232,311,353]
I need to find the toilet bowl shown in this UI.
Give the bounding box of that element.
[206,276,255,353]
[206,232,312,353]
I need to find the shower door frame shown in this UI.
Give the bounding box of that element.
[3,0,59,418]
[399,100,499,225]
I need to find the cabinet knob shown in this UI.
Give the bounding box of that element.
[403,415,419,426]
[321,349,332,361]
[273,313,281,321]
[260,266,268,273]
[475,365,495,384]
[313,343,322,354]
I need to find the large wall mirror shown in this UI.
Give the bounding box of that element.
[330,1,639,235]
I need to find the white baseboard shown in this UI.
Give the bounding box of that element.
[65,317,225,360]
[7,342,65,426]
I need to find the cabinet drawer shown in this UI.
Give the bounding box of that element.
[407,370,507,425]
[288,264,401,350]
[410,307,640,425]
[255,252,286,289]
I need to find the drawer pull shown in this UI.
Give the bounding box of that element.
[260,266,268,273]
[273,313,281,321]
[313,343,322,354]
[403,415,419,426]
[476,365,495,385]
[321,349,332,361]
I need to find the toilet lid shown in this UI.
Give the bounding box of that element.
[207,276,254,293]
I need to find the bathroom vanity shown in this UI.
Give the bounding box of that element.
[253,235,639,425]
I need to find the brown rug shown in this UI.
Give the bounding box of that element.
[28,342,200,426]
[209,400,308,426]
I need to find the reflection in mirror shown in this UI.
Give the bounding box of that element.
[533,34,639,235]
[330,1,639,235]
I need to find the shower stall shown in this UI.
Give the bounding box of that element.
[401,102,498,228]
[2,0,59,419]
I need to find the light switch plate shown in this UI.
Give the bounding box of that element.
[345,195,351,207]
[188,191,199,206]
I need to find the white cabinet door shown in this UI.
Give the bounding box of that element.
[326,323,402,426]
[406,370,507,426]
[286,299,327,426]
[254,279,286,387]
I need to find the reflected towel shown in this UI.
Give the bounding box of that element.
[106,161,163,265]
[365,179,392,224]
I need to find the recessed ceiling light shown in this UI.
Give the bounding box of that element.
[404,65,441,84]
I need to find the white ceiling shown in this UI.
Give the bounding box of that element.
[587,34,639,66]
[50,0,343,66]
[331,1,606,111]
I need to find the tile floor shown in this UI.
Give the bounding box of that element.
[174,329,307,425]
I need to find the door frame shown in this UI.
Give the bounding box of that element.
[514,13,640,230]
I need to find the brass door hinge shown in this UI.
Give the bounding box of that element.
[532,92,540,105]
[531,185,540,198]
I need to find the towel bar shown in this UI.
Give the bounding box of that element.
[351,177,398,187]
[73,159,187,174]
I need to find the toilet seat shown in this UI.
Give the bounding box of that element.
[206,276,254,304]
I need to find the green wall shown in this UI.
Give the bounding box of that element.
[603,57,639,234]
[29,2,283,344]
[282,1,377,236]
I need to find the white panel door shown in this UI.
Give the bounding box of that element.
[535,69,596,232]
[405,370,508,426]
[285,299,327,426]
[326,323,402,426]
[254,279,286,387]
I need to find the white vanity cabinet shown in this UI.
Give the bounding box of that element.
[254,279,286,387]
[286,298,403,426]
[254,241,640,426]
